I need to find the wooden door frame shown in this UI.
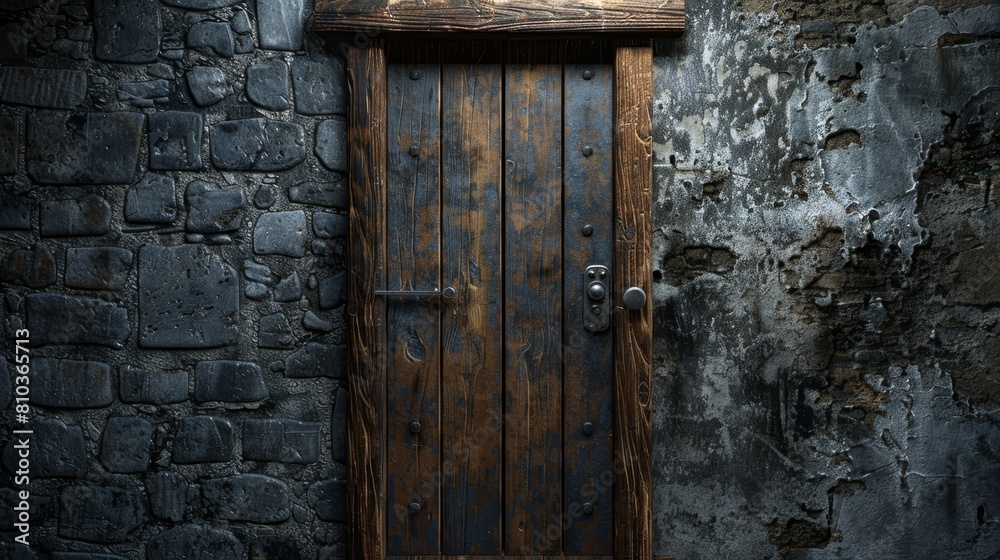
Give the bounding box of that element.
[340,39,653,559]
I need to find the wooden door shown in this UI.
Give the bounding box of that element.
[343,40,653,559]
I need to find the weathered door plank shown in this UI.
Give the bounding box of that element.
[611,41,654,560]
[562,40,614,555]
[345,42,388,560]
[385,42,443,555]
[503,40,564,555]
[440,41,505,555]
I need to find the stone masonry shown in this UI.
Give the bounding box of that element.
[1,0,348,558]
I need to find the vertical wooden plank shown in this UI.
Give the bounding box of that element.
[441,41,504,554]
[345,42,388,560]
[504,40,564,555]
[384,41,442,555]
[612,41,654,560]
[562,41,614,555]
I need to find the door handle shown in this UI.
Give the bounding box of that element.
[622,286,646,310]
[375,286,456,300]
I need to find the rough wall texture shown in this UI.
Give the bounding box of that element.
[652,1,1000,558]
[0,0,997,558]
[0,1,350,558]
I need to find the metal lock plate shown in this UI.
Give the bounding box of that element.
[584,265,611,332]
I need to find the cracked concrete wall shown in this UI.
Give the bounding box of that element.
[651,1,1000,558]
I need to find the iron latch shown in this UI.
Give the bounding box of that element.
[584,265,611,332]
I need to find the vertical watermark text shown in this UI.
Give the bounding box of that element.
[12,328,32,546]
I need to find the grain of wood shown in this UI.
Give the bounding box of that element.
[314,0,684,36]
[440,41,505,554]
[503,40,564,555]
[385,42,443,555]
[611,41,654,560]
[562,40,614,555]
[346,41,388,560]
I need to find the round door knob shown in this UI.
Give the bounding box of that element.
[409,421,422,434]
[587,282,606,300]
[622,287,646,310]
[442,286,456,300]
[409,502,421,513]
[583,502,594,514]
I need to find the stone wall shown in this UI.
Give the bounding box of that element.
[0,0,998,559]
[1,1,350,558]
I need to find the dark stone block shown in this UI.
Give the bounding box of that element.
[0,115,17,174]
[138,244,240,349]
[146,471,187,522]
[31,358,113,409]
[257,0,307,51]
[285,342,346,379]
[318,271,347,309]
[202,474,291,522]
[254,185,277,208]
[274,272,301,302]
[210,118,306,171]
[26,294,129,348]
[26,111,143,185]
[249,538,302,560]
[64,247,133,291]
[244,260,273,284]
[313,212,348,239]
[1,244,56,288]
[40,195,111,236]
[0,67,88,109]
[242,418,320,464]
[188,21,234,57]
[303,310,333,332]
[148,525,245,560]
[94,0,161,63]
[173,416,234,463]
[331,387,347,463]
[308,479,347,522]
[315,118,348,171]
[291,57,347,115]
[100,417,153,473]
[2,416,86,477]
[186,181,245,233]
[0,194,30,229]
[59,486,144,543]
[247,59,291,110]
[254,210,306,256]
[187,66,229,107]
[125,174,177,223]
[195,360,268,402]
[119,80,171,102]
[119,366,188,404]
[149,111,204,171]
[246,281,268,300]
[288,180,349,209]
[259,313,294,349]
